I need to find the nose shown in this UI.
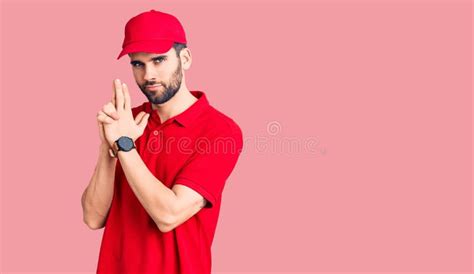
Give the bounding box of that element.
[143,65,158,82]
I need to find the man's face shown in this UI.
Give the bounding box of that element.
[129,47,183,105]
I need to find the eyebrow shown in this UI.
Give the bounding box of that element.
[130,55,167,65]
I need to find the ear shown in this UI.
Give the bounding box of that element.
[181,48,192,70]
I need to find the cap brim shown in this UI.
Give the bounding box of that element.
[116,39,174,60]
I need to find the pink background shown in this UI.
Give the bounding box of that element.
[1,0,472,273]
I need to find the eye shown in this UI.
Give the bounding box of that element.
[131,57,166,68]
[132,63,143,68]
[154,57,166,64]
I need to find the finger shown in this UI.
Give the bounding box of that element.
[97,114,115,124]
[108,148,117,158]
[114,79,125,112]
[97,111,115,124]
[122,82,131,111]
[103,102,120,120]
[111,80,117,107]
[134,111,146,124]
[112,90,116,107]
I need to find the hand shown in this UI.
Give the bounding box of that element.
[96,82,120,149]
[97,119,109,146]
[97,79,150,148]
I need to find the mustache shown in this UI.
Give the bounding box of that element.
[144,82,163,87]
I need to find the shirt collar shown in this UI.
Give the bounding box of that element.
[143,90,210,127]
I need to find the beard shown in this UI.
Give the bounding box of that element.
[139,60,183,105]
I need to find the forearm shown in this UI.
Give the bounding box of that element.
[82,144,117,229]
[117,148,177,228]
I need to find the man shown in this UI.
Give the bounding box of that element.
[80,9,243,274]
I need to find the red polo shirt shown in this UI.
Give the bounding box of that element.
[96,90,243,274]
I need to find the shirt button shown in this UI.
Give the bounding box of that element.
[153,130,159,135]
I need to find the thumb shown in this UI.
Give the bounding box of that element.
[134,111,146,125]
[137,113,150,130]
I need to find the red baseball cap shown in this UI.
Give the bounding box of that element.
[117,9,187,60]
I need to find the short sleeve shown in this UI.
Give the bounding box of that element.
[173,127,243,208]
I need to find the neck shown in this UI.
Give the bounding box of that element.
[151,82,198,123]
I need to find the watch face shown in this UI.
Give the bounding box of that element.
[117,136,135,151]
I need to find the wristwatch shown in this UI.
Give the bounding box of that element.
[109,136,136,157]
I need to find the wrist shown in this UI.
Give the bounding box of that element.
[99,142,117,159]
[100,141,109,148]
[113,136,136,155]
[99,143,110,153]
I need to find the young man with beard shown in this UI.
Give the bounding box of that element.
[81,9,243,274]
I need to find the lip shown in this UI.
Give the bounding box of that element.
[146,84,162,90]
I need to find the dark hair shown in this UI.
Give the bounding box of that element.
[172,42,187,58]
